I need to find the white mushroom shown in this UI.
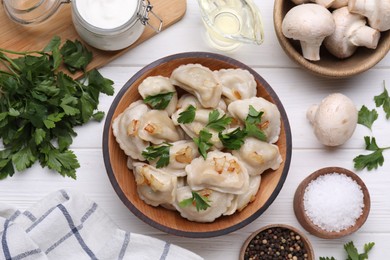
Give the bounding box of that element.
[324,7,381,59]
[307,93,358,146]
[348,0,390,31]
[313,0,336,8]
[291,0,336,7]
[282,4,336,61]
[291,0,310,4]
[330,0,348,9]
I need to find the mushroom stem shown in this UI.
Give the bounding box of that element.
[330,0,348,9]
[300,41,322,61]
[350,26,381,49]
[315,0,335,8]
[306,105,318,124]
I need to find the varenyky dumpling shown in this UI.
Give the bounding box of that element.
[138,110,183,144]
[112,100,150,161]
[133,162,177,207]
[215,68,257,104]
[174,186,234,222]
[228,97,281,143]
[232,137,282,176]
[138,76,178,116]
[224,175,261,215]
[151,140,200,177]
[170,64,222,108]
[186,151,249,194]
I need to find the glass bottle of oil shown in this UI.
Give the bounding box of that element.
[197,0,264,51]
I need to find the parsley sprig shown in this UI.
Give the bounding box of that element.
[178,191,211,212]
[0,36,114,179]
[353,136,390,170]
[206,109,232,131]
[374,81,390,119]
[143,92,175,110]
[142,143,172,168]
[193,109,231,159]
[358,105,378,130]
[177,105,196,124]
[219,127,247,150]
[354,82,390,171]
[193,129,213,159]
[321,241,375,260]
[245,105,267,141]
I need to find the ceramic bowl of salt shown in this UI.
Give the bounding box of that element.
[293,167,370,239]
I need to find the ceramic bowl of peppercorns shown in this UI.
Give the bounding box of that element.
[240,224,315,260]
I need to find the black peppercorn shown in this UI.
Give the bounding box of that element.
[243,227,310,260]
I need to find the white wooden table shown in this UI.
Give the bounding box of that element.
[1,1,390,259]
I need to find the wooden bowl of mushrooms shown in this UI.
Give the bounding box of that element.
[274,0,390,78]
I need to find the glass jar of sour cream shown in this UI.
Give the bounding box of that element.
[2,0,162,51]
[72,0,162,51]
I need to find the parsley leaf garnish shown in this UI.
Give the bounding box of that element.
[345,241,375,260]
[177,105,196,124]
[206,109,232,132]
[219,127,247,150]
[321,241,374,260]
[245,105,267,141]
[142,143,172,168]
[60,39,92,73]
[358,105,378,130]
[374,81,390,119]
[0,37,114,179]
[143,92,175,110]
[178,191,211,212]
[193,129,213,159]
[353,136,390,170]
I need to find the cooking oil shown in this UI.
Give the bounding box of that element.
[197,0,264,51]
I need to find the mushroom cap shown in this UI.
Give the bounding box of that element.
[324,7,364,58]
[309,93,358,146]
[324,7,381,59]
[282,4,335,41]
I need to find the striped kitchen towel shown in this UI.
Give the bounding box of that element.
[0,190,203,260]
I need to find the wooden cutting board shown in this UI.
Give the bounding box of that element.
[0,0,187,78]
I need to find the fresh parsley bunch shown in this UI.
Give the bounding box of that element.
[0,36,114,179]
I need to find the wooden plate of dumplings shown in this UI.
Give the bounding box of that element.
[103,52,292,237]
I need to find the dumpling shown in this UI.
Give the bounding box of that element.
[232,137,282,176]
[112,100,150,161]
[170,64,222,108]
[138,110,183,144]
[186,151,249,194]
[224,175,261,215]
[215,68,257,104]
[138,76,178,116]
[150,140,200,177]
[174,186,234,222]
[132,162,177,207]
[228,97,281,143]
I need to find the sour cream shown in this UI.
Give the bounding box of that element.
[75,0,137,29]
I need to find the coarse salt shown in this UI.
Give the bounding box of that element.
[303,173,364,232]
